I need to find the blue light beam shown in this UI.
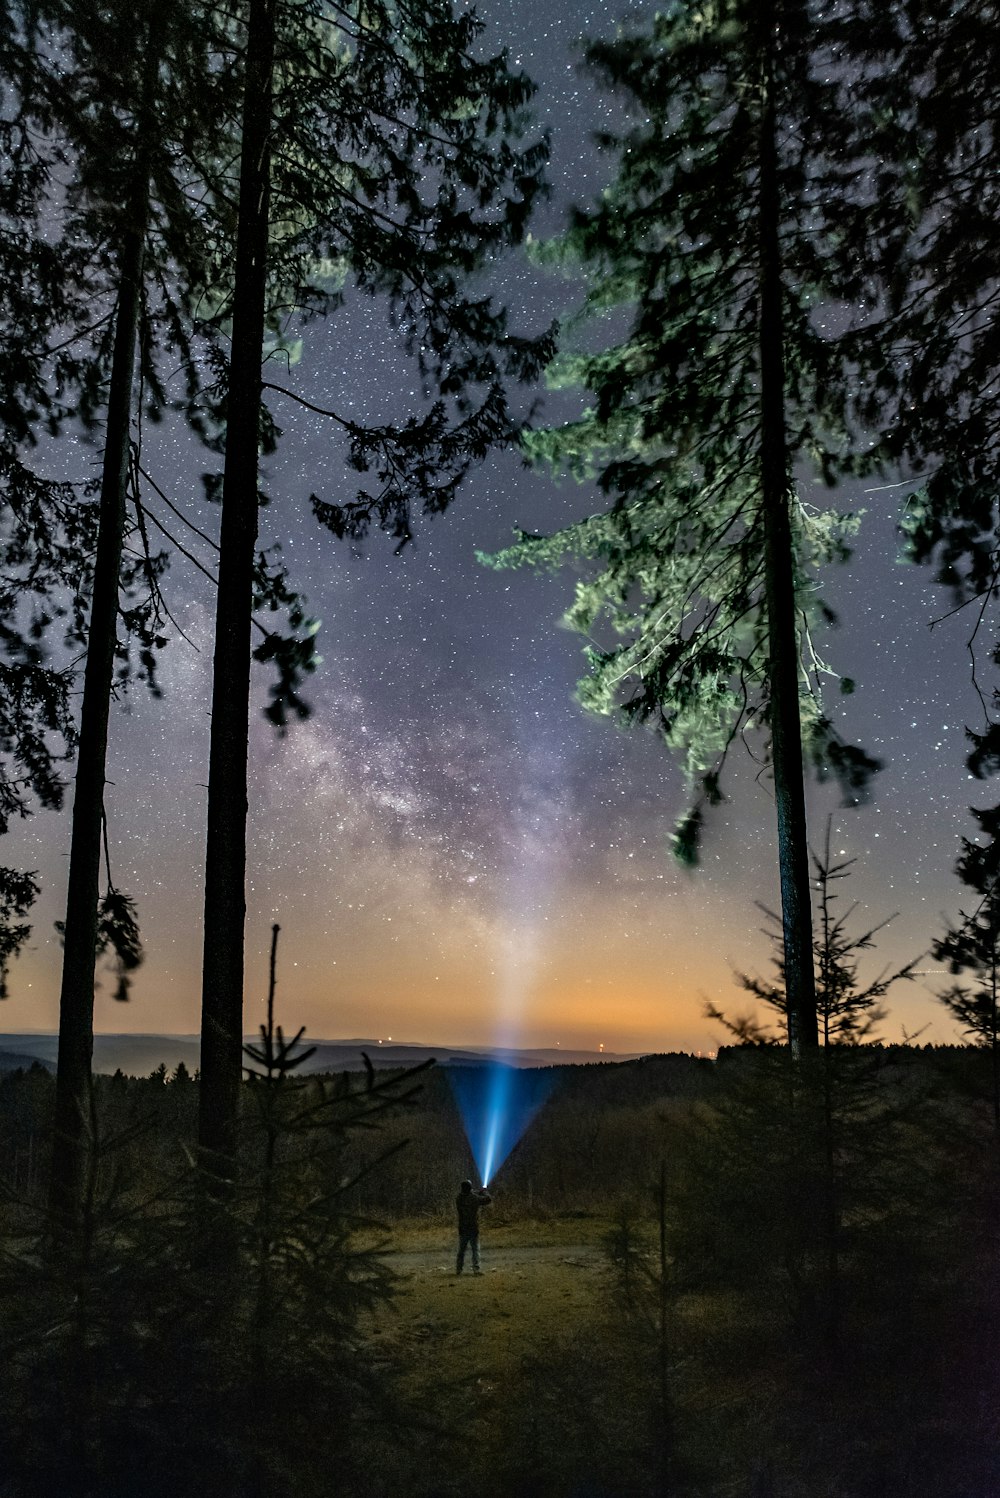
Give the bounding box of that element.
[449,1063,553,1186]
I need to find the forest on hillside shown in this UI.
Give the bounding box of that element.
[4,0,1000,1491]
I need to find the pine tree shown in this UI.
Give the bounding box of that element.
[725,820,917,1048]
[14,0,236,1233]
[0,9,113,992]
[197,0,276,1185]
[21,0,324,1229]
[197,0,550,1170]
[934,832,1000,1137]
[47,22,158,1232]
[482,0,880,1052]
[709,826,917,1350]
[864,0,1000,608]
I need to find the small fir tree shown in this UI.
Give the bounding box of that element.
[720,820,917,1047]
[707,824,918,1350]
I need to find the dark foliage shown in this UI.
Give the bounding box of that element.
[846,3,1000,902]
[0,1008,430,1496]
[934,827,1000,1136]
[0,868,39,1000]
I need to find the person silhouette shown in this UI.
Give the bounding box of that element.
[455,1179,491,1275]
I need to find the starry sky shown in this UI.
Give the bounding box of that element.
[0,0,990,1054]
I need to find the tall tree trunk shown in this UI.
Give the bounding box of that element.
[48,201,149,1235]
[657,1159,672,1497]
[756,2,818,1053]
[821,1045,841,1352]
[198,0,276,1173]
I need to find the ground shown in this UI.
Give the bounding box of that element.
[384,1231,607,1360]
[358,1216,655,1498]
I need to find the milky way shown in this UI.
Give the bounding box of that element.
[1,0,989,1053]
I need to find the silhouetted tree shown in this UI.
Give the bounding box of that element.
[483,0,882,1051]
[721,820,917,1047]
[0,10,118,995]
[27,0,229,1234]
[197,0,277,1185]
[198,0,550,1170]
[934,860,1000,1138]
[708,830,918,1350]
[20,0,320,1230]
[48,139,151,1230]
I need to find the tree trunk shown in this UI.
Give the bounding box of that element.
[198,0,276,1172]
[756,1,818,1052]
[657,1159,672,1497]
[48,206,148,1235]
[821,1046,841,1352]
[991,945,999,1141]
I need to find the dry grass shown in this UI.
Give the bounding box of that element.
[385,1239,607,1356]
[358,1213,655,1497]
[371,1206,610,1254]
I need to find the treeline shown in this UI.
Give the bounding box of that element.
[0,1051,709,1217]
[0,1042,991,1217]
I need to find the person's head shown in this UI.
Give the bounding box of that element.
[460,1179,473,1194]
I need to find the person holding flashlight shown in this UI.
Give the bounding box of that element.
[455,1179,491,1275]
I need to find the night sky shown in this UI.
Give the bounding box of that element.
[0,0,989,1054]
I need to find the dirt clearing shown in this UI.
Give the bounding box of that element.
[357,1223,649,1498]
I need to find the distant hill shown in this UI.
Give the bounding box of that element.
[0,1034,201,1076]
[301,1040,645,1073]
[0,1047,52,1073]
[0,1034,644,1078]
